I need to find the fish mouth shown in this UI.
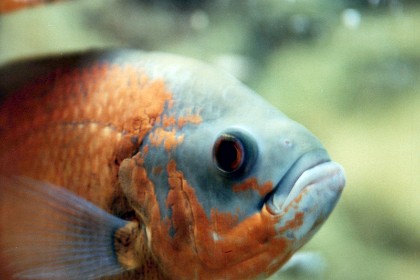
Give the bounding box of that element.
[266,149,345,215]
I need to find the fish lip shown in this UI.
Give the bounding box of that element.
[265,148,332,215]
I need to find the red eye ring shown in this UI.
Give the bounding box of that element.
[213,134,245,174]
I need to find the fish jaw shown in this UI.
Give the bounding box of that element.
[267,148,342,213]
[266,152,346,246]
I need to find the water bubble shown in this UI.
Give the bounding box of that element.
[341,9,361,30]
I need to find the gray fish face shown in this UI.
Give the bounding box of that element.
[119,51,346,278]
[156,57,344,220]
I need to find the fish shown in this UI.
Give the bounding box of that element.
[0,0,62,13]
[0,49,346,280]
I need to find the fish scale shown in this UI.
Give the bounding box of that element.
[0,62,169,207]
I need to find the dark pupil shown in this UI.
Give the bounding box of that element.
[216,138,243,173]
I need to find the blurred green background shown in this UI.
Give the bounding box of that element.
[0,0,419,279]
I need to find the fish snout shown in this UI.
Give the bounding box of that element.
[266,149,346,215]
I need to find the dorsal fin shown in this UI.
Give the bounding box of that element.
[0,51,95,97]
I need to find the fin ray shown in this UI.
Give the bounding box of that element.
[0,177,128,280]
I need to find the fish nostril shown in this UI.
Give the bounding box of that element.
[282,139,293,148]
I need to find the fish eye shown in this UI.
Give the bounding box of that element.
[213,130,257,177]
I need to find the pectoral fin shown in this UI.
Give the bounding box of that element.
[0,177,140,280]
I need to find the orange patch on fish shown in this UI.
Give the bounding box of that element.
[177,114,203,128]
[277,212,305,233]
[162,115,177,127]
[233,177,273,196]
[160,114,202,129]
[148,128,184,151]
[209,209,240,233]
[0,62,173,211]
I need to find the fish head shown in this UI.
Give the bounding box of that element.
[118,52,346,279]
